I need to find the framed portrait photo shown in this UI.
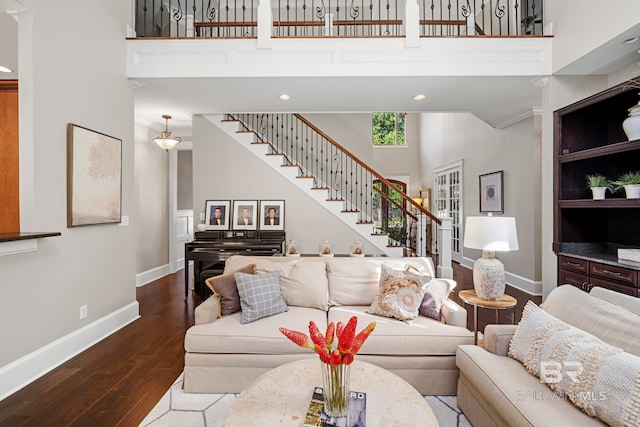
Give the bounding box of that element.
[205,200,231,230]
[479,170,504,214]
[233,200,258,230]
[260,200,285,231]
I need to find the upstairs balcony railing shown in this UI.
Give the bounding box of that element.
[134,0,543,39]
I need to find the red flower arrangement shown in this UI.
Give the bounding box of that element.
[279,316,376,365]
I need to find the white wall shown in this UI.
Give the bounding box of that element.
[547,0,640,73]
[0,0,137,398]
[192,115,382,255]
[418,113,541,293]
[135,123,170,273]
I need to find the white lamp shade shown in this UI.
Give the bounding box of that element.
[154,136,181,150]
[463,216,519,252]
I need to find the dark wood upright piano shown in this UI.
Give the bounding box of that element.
[184,230,286,297]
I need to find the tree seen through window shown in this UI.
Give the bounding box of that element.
[372,113,406,146]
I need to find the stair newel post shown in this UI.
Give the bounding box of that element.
[437,216,453,279]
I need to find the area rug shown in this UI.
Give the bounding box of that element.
[139,374,470,427]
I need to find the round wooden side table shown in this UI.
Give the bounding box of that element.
[458,289,517,344]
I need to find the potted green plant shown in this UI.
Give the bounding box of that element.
[586,174,612,200]
[611,171,640,199]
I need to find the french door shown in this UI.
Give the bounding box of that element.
[434,160,463,263]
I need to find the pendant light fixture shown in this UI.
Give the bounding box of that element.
[153,114,181,151]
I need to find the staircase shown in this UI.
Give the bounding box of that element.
[203,113,442,258]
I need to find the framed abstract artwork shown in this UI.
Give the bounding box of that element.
[479,170,504,214]
[67,124,122,227]
[205,200,231,230]
[233,200,258,230]
[259,200,285,231]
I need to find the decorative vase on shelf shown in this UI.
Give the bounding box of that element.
[320,361,350,417]
[319,240,333,257]
[591,187,607,200]
[623,184,640,199]
[286,240,300,256]
[350,240,364,257]
[623,99,640,141]
[196,223,207,232]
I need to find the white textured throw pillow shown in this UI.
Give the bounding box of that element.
[234,272,288,324]
[367,264,430,321]
[509,300,640,426]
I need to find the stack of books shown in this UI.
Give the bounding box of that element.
[304,386,367,427]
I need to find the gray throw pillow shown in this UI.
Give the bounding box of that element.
[234,271,288,324]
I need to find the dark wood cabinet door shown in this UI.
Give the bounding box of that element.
[559,269,589,292]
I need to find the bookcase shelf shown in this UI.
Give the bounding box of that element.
[554,78,640,297]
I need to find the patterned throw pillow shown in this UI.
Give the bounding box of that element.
[508,300,640,426]
[367,264,431,321]
[234,271,289,324]
[419,279,455,321]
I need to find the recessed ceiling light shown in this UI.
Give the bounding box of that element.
[623,37,639,44]
[0,66,12,73]
[413,94,426,101]
[279,94,290,100]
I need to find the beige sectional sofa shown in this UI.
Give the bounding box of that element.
[457,285,640,427]
[184,255,474,395]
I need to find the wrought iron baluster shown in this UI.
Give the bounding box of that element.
[494,0,505,35]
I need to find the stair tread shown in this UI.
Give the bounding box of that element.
[311,187,329,190]
[341,210,360,213]
[326,198,345,202]
[297,175,314,179]
[250,142,270,145]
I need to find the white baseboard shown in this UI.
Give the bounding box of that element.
[136,264,170,287]
[460,257,542,296]
[0,301,140,402]
[136,261,186,287]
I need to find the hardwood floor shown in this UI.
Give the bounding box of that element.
[0,261,538,427]
[0,272,200,427]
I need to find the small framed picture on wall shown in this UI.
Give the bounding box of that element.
[479,170,504,214]
[260,200,285,231]
[205,200,231,230]
[233,200,258,230]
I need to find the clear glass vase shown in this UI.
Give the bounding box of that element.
[320,362,350,418]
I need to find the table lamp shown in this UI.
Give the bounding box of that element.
[463,216,519,300]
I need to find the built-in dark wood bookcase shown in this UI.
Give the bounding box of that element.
[554,78,640,295]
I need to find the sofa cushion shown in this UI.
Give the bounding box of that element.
[205,264,256,317]
[542,285,640,356]
[234,272,288,324]
[224,256,329,311]
[367,264,430,321]
[278,261,329,311]
[329,305,473,356]
[420,278,456,321]
[185,306,327,354]
[509,300,640,426]
[326,259,381,306]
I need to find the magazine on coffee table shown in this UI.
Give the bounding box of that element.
[303,386,366,427]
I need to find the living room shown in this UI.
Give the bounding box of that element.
[1,0,640,425]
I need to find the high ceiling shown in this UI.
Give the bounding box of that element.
[2,11,640,134]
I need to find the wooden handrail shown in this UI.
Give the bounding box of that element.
[372,185,418,222]
[419,19,466,26]
[294,113,441,224]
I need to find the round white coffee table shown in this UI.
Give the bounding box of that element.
[225,358,440,427]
